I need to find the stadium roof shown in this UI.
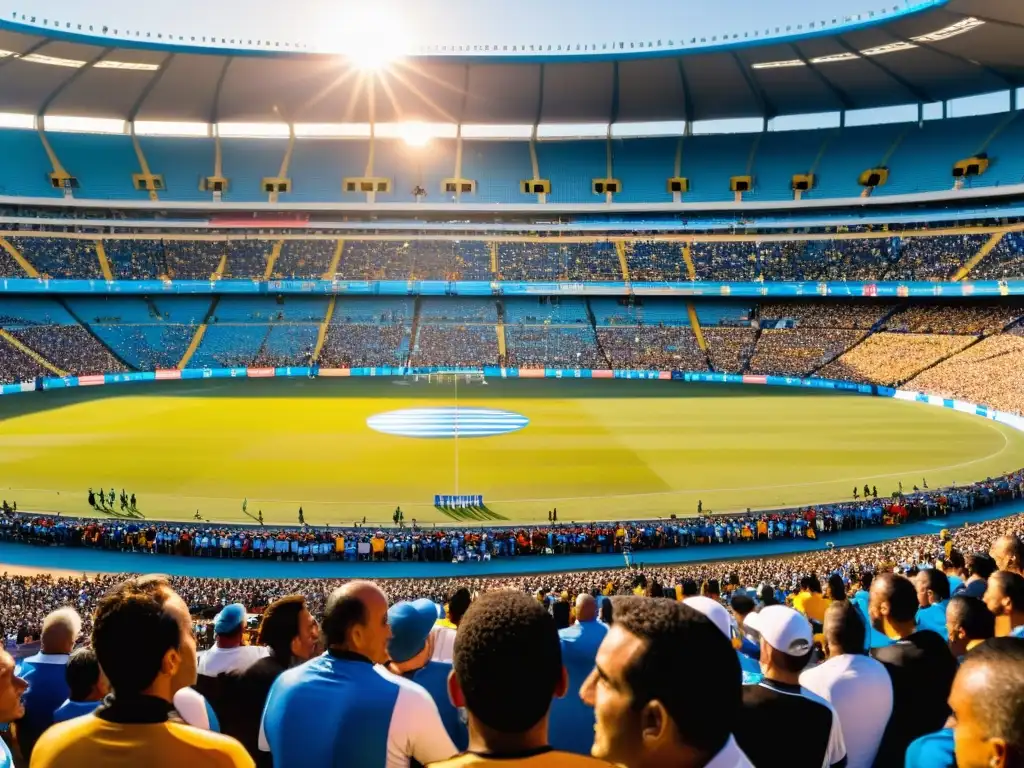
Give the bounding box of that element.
[0,0,1021,125]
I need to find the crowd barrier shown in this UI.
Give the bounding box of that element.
[0,277,1022,297]
[2,364,1022,438]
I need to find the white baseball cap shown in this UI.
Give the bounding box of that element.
[743,605,813,657]
[684,596,732,640]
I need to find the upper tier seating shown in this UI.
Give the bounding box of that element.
[2,113,1023,204]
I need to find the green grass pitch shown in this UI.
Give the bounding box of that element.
[0,377,1022,526]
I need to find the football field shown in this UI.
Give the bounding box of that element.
[0,377,1022,526]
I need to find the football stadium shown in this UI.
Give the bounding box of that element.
[4,1,1024,767]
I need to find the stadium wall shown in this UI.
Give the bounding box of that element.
[2,364,1022,437]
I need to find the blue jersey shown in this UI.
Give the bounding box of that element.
[905,728,955,768]
[260,651,456,768]
[52,700,101,724]
[550,620,608,756]
[15,653,70,756]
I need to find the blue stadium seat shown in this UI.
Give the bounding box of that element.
[137,136,214,202]
[44,133,148,200]
[0,129,61,198]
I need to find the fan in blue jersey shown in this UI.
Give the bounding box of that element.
[52,648,109,724]
[0,650,29,768]
[260,581,456,768]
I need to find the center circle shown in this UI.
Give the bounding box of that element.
[366,407,530,439]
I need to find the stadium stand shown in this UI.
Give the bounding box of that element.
[818,333,978,386]
[704,328,758,374]
[972,232,1024,281]
[103,240,165,280]
[273,240,335,280]
[8,238,103,280]
[7,326,128,376]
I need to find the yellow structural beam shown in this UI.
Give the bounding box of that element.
[313,296,337,361]
[496,321,507,360]
[264,240,284,280]
[37,129,69,177]
[0,329,68,376]
[178,325,207,370]
[686,302,707,352]
[953,232,1006,281]
[130,130,159,202]
[615,241,630,282]
[0,237,39,277]
[94,240,113,281]
[323,240,344,280]
[681,243,697,280]
[490,242,499,276]
[212,253,229,280]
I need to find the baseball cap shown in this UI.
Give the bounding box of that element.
[743,605,813,657]
[213,603,246,635]
[387,598,438,663]
[683,596,732,640]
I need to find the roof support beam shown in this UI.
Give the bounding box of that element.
[37,47,115,118]
[0,39,48,73]
[457,64,471,125]
[609,61,621,125]
[731,52,777,119]
[675,58,694,121]
[789,43,855,111]
[885,32,1022,89]
[127,54,175,122]
[534,63,546,127]
[834,35,935,105]
[210,57,234,125]
[958,13,1024,32]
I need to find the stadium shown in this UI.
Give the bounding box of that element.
[2,1,1024,766]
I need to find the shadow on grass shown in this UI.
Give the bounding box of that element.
[434,505,508,522]
[0,376,858,423]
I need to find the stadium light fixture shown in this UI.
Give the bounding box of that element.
[399,121,432,147]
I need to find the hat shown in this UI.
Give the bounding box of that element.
[684,596,732,640]
[743,606,813,657]
[387,598,438,663]
[213,603,246,635]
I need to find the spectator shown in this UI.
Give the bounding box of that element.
[433,587,471,663]
[799,602,893,768]
[990,535,1024,576]
[52,648,109,724]
[15,606,80,758]
[962,552,997,599]
[735,605,846,768]
[436,590,613,767]
[914,569,951,637]
[214,595,320,765]
[197,604,270,676]
[0,650,28,768]
[730,593,763,664]
[30,575,253,768]
[948,638,1024,768]
[259,581,455,767]
[983,571,1024,637]
[869,573,958,767]
[946,596,995,661]
[386,598,466,751]
[550,594,608,756]
[792,576,829,629]
[685,595,762,682]
[580,596,750,767]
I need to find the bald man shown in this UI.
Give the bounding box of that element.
[259,581,455,768]
[949,638,1024,768]
[990,535,1024,577]
[550,593,608,756]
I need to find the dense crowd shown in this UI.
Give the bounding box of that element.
[596,326,707,371]
[819,332,977,387]
[7,326,128,377]
[411,326,499,368]
[317,323,408,368]
[504,327,605,369]
[2,465,1021,573]
[908,333,1024,416]
[0,343,48,385]
[3,232,1022,284]
[748,328,865,377]
[884,304,1020,335]
[5,511,1024,766]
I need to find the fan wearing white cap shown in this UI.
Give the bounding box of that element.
[733,606,847,768]
[683,597,762,684]
[197,604,270,677]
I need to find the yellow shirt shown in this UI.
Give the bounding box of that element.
[429,749,614,767]
[792,591,829,624]
[30,713,254,768]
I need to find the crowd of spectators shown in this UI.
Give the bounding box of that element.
[893,233,988,280]
[907,333,1024,416]
[818,332,977,386]
[748,328,866,377]
[504,327,605,368]
[103,239,165,280]
[703,327,758,373]
[0,248,24,278]
[317,323,407,368]
[758,301,893,330]
[8,238,104,281]
[7,508,1024,766]
[625,241,689,282]
[223,243,271,280]
[271,240,333,280]
[596,326,707,370]
[972,231,1024,281]
[0,342,49,384]
[411,325,499,368]
[8,326,128,377]
[164,241,225,281]
[884,304,1022,335]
